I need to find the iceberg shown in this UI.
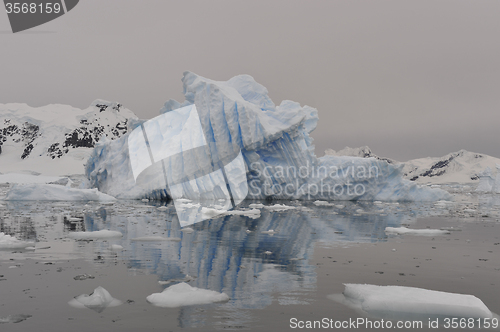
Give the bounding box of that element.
[476,165,500,193]
[4,183,116,201]
[0,232,34,249]
[85,72,450,203]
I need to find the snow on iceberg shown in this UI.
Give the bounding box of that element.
[68,286,122,313]
[85,72,450,202]
[331,284,493,320]
[4,184,116,201]
[146,282,229,307]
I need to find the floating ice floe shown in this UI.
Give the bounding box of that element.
[69,230,123,240]
[249,203,265,209]
[264,204,296,211]
[5,184,116,201]
[0,314,32,324]
[330,284,493,320]
[0,232,34,249]
[69,286,122,313]
[313,200,335,206]
[385,227,450,236]
[130,236,181,242]
[224,209,261,219]
[146,282,229,308]
[201,207,261,219]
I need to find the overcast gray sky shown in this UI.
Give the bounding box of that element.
[1,0,499,161]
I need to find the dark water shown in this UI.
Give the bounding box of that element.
[0,198,499,331]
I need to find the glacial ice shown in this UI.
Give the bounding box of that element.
[476,165,500,193]
[331,284,493,320]
[0,232,34,249]
[5,184,116,201]
[85,72,450,202]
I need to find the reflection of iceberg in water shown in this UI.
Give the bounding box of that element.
[75,202,407,312]
[0,200,459,327]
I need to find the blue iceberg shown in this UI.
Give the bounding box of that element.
[85,72,450,203]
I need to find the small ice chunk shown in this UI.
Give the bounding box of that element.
[0,314,32,324]
[181,227,194,234]
[249,203,265,209]
[261,229,278,235]
[385,227,450,236]
[224,209,261,219]
[313,200,334,206]
[131,236,181,242]
[175,198,192,203]
[332,284,493,320]
[157,206,168,211]
[201,207,224,219]
[178,202,201,209]
[69,286,122,312]
[69,230,123,240]
[110,244,123,250]
[146,282,229,307]
[264,204,296,211]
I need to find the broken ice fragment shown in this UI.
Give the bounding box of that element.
[69,286,122,313]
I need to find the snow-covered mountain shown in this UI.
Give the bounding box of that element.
[328,147,500,185]
[0,100,137,175]
[325,146,397,164]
